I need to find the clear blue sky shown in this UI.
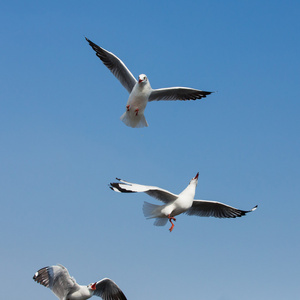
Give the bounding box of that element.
[1,1,299,299]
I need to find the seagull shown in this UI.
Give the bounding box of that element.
[33,264,127,300]
[85,38,213,128]
[110,173,257,232]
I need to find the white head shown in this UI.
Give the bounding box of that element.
[88,282,97,291]
[189,172,199,186]
[138,74,148,84]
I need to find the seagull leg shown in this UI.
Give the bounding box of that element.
[168,215,176,232]
[135,108,139,116]
[126,105,130,111]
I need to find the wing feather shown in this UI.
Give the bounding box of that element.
[85,38,137,93]
[110,178,178,203]
[93,278,127,300]
[33,264,79,300]
[186,200,257,218]
[149,87,212,101]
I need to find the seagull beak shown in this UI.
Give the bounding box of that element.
[194,172,199,180]
[91,283,96,290]
[138,78,143,83]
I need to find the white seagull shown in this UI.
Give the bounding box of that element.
[85,38,212,128]
[33,264,127,300]
[110,173,257,232]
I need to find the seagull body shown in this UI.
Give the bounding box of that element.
[121,74,152,128]
[33,264,127,300]
[85,38,212,128]
[110,173,257,232]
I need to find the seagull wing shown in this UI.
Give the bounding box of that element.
[110,178,178,204]
[85,38,137,93]
[148,87,212,101]
[33,264,80,300]
[186,200,257,218]
[93,278,127,300]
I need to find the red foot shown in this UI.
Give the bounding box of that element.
[168,214,176,232]
[135,108,139,116]
[126,105,130,111]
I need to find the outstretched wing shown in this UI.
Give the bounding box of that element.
[85,38,137,93]
[110,178,178,204]
[93,278,127,300]
[186,200,257,218]
[149,87,212,101]
[33,264,79,300]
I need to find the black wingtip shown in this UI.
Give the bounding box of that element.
[110,182,135,193]
[85,37,97,48]
[33,266,51,288]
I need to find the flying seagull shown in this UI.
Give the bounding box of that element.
[85,38,212,128]
[33,264,127,300]
[110,173,257,232]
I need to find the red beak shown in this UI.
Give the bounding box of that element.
[91,283,97,290]
[138,79,142,83]
[194,172,199,180]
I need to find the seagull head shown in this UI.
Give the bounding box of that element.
[138,74,148,84]
[189,172,199,185]
[88,282,97,291]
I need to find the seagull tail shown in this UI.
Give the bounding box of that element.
[153,218,168,226]
[143,201,168,226]
[120,111,149,128]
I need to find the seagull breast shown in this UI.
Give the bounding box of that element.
[68,286,92,300]
[128,77,152,105]
[127,84,150,113]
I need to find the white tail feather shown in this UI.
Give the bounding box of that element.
[120,111,149,128]
[153,218,168,226]
[143,201,160,218]
[143,202,168,227]
[143,201,165,217]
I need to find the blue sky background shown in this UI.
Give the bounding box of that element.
[1,1,299,299]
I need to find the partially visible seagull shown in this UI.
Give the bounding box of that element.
[110,173,257,232]
[85,38,213,128]
[33,264,127,300]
